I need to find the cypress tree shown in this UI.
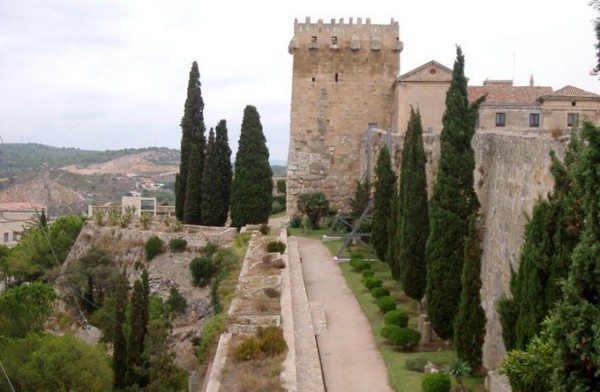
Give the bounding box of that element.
[425,46,484,340]
[112,272,127,391]
[398,108,429,300]
[385,183,400,278]
[176,61,206,221]
[201,128,223,226]
[371,145,396,261]
[547,121,600,390]
[454,214,486,371]
[183,139,203,225]
[126,278,149,387]
[215,119,233,225]
[230,105,273,229]
[350,178,371,219]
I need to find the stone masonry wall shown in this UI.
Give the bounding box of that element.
[287,17,401,215]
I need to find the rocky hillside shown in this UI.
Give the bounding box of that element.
[0,177,87,214]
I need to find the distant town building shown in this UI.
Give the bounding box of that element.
[0,202,46,247]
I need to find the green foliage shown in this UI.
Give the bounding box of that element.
[296,192,330,229]
[371,145,396,261]
[230,105,273,228]
[276,178,286,194]
[422,372,452,392]
[0,282,56,338]
[232,326,288,361]
[126,277,149,387]
[405,356,428,372]
[398,108,429,300]
[350,178,371,219]
[232,335,261,361]
[202,242,219,258]
[377,296,397,313]
[168,237,188,252]
[201,127,227,226]
[447,360,472,391]
[381,324,401,340]
[389,327,421,350]
[289,215,302,228]
[0,333,113,392]
[196,313,226,365]
[454,214,486,370]
[176,61,206,221]
[145,235,165,261]
[384,309,409,328]
[165,287,187,317]
[215,120,233,226]
[371,286,391,299]
[425,47,483,340]
[259,223,270,235]
[140,212,152,230]
[351,259,372,272]
[266,240,286,253]
[112,272,128,390]
[183,141,204,225]
[361,269,375,278]
[500,334,554,392]
[190,257,216,287]
[363,277,383,290]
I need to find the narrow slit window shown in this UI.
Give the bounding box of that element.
[335,73,338,82]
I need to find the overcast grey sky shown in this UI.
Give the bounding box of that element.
[0,0,598,162]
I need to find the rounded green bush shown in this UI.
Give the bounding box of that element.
[377,296,397,313]
[145,236,165,261]
[168,237,187,252]
[371,286,390,299]
[389,327,421,350]
[266,240,286,254]
[363,277,383,290]
[189,257,216,288]
[361,270,375,278]
[380,324,401,340]
[384,309,409,327]
[355,260,372,272]
[421,372,451,392]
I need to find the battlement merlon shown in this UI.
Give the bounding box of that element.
[289,17,403,54]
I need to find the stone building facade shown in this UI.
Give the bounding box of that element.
[0,202,46,247]
[286,17,402,214]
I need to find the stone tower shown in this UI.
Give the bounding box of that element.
[286,17,402,214]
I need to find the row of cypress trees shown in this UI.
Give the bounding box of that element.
[175,62,272,228]
[371,46,486,370]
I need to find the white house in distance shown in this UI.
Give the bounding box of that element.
[0,202,46,247]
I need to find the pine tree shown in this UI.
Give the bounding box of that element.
[201,128,223,226]
[398,108,429,301]
[215,119,233,225]
[126,278,149,387]
[371,145,396,261]
[183,140,203,225]
[425,46,484,340]
[176,61,206,221]
[454,214,486,371]
[230,105,273,228]
[112,272,127,391]
[547,121,600,390]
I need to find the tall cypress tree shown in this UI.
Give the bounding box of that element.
[230,105,273,229]
[201,128,223,226]
[386,183,400,279]
[112,272,127,391]
[183,140,203,225]
[215,119,233,225]
[176,61,206,221]
[547,121,600,390]
[371,145,396,261]
[398,108,429,301]
[425,46,484,340]
[126,278,149,387]
[454,213,486,371]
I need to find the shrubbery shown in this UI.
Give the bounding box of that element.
[389,327,421,350]
[266,240,286,254]
[189,257,216,287]
[202,242,218,258]
[371,287,390,299]
[361,270,375,278]
[196,314,226,365]
[363,277,383,290]
[377,296,397,313]
[289,215,302,228]
[384,309,409,327]
[145,236,165,261]
[381,325,401,340]
[165,287,187,316]
[350,259,371,272]
[231,326,288,361]
[405,356,428,372]
[168,238,187,252]
[421,372,451,392]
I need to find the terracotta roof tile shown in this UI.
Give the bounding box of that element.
[545,85,600,98]
[468,85,552,105]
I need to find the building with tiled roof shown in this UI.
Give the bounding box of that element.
[0,202,46,247]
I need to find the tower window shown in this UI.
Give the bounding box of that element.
[571,101,576,106]
[332,36,338,45]
[310,36,318,49]
[311,77,315,82]
[335,73,338,82]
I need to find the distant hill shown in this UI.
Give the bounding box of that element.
[0,143,179,178]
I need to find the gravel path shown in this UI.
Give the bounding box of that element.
[292,236,393,392]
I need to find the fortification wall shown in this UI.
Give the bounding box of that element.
[287,17,401,215]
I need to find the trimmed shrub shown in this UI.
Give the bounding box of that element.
[363,277,383,290]
[190,257,216,287]
[354,260,372,272]
[405,356,428,372]
[266,240,286,254]
[362,270,375,278]
[421,372,451,392]
[381,325,401,340]
[145,236,165,261]
[377,296,397,313]
[384,309,409,327]
[168,237,187,252]
[371,287,391,299]
[389,327,421,350]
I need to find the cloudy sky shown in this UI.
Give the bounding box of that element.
[0,1,598,163]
